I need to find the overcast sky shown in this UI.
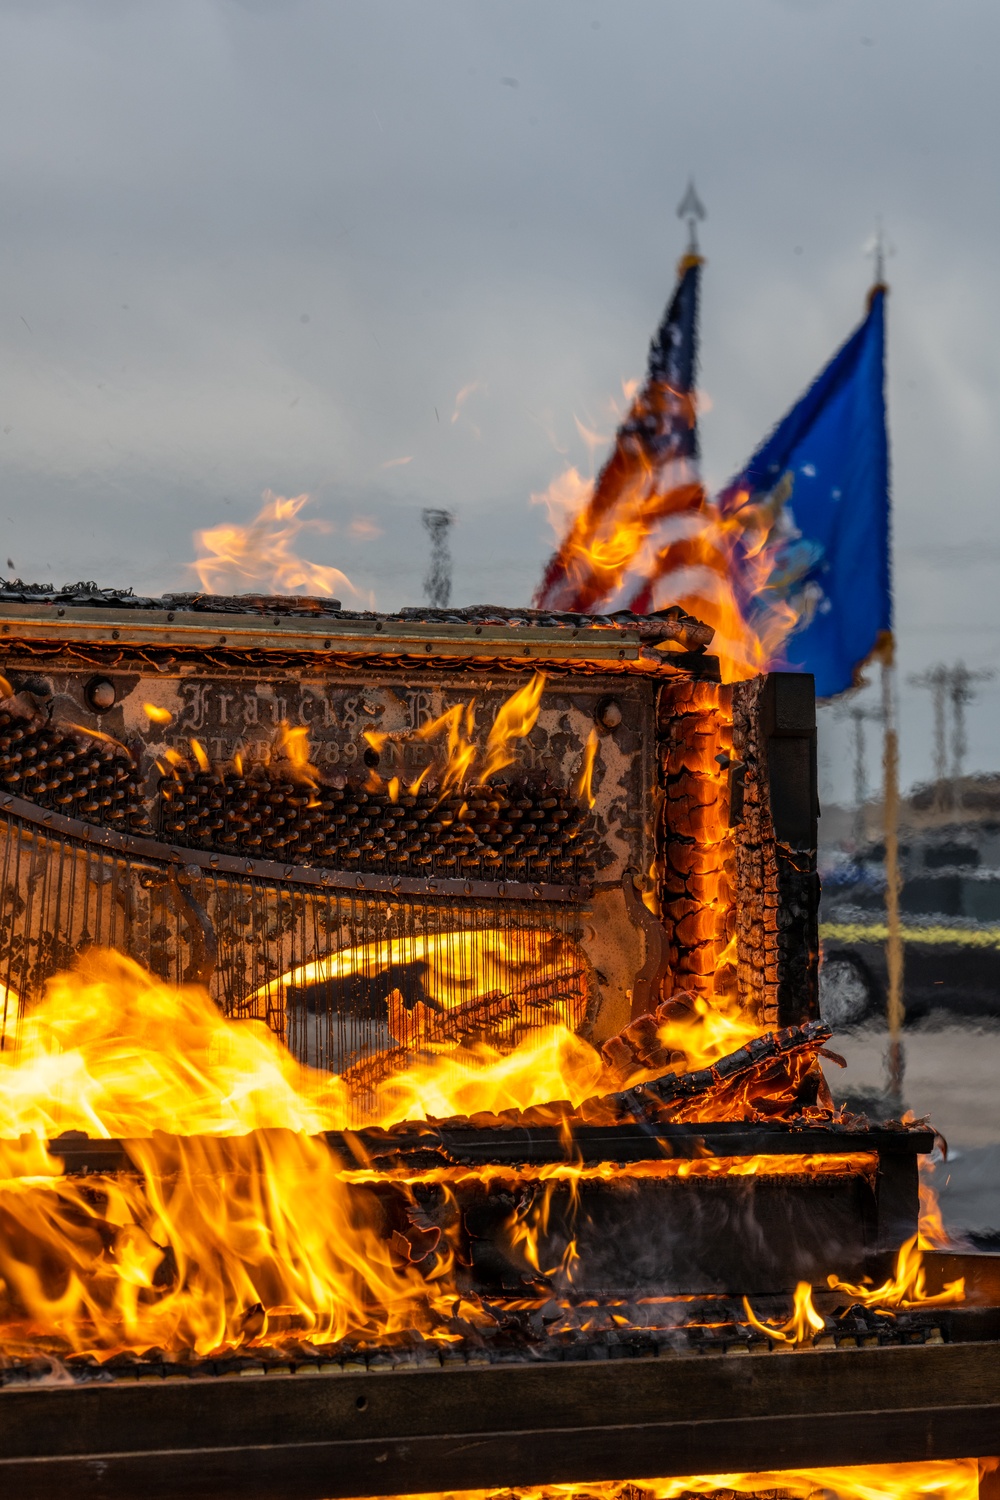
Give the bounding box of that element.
[0,0,996,799]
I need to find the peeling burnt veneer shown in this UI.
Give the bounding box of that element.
[656,671,819,1031]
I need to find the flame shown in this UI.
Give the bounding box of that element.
[654,990,759,1076]
[365,675,546,796]
[189,737,210,772]
[534,460,811,682]
[255,925,599,1115]
[143,703,173,725]
[0,949,522,1358]
[64,721,134,759]
[354,1153,877,1190]
[275,722,320,789]
[742,1281,825,1346]
[0,949,918,1362]
[828,1235,965,1311]
[482,673,545,779]
[531,466,594,539]
[917,1153,954,1250]
[374,1461,981,1500]
[574,727,600,808]
[192,491,366,601]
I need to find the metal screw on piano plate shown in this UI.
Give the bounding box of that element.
[57,607,64,616]
[43,814,52,826]
[218,636,226,645]
[356,876,365,889]
[86,678,117,712]
[245,862,254,874]
[533,885,541,897]
[425,642,432,652]
[210,856,219,868]
[111,630,119,640]
[498,882,507,896]
[167,612,175,621]
[464,882,472,895]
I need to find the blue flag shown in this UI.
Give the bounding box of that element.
[719,288,890,699]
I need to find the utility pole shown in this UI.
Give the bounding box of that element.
[421,509,454,610]
[908,663,951,811]
[835,700,884,845]
[909,662,993,811]
[881,649,904,1108]
[949,662,994,794]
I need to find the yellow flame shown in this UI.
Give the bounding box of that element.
[192,491,366,600]
[276,722,319,789]
[574,727,600,808]
[827,1235,965,1311]
[742,1281,825,1346]
[372,1461,980,1500]
[481,673,545,780]
[534,451,809,683]
[64,721,134,759]
[0,949,913,1364]
[143,703,173,725]
[365,676,546,797]
[189,738,210,772]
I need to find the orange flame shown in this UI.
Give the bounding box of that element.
[370,1461,980,1500]
[742,1281,825,1346]
[189,737,210,772]
[918,1154,954,1250]
[143,703,173,725]
[574,728,600,808]
[64,721,134,760]
[533,462,809,682]
[0,949,926,1363]
[365,675,546,797]
[275,722,320,789]
[828,1235,965,1311]
[192,491,367,601]
[482,673,545,780]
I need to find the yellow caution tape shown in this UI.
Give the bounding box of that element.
[820,920,1000,951]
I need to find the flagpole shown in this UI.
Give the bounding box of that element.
[881,643,905,1106]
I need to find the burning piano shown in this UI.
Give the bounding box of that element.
[0,585,996,1499]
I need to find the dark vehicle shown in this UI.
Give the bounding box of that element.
[818,827,1000,1027]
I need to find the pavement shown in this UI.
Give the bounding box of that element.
[829,1018,1000,1241]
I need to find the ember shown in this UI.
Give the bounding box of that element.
[375,1464,984,1500]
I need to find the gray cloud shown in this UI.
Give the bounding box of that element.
[0,0,996,791]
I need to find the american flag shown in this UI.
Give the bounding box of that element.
[535,254,705,614]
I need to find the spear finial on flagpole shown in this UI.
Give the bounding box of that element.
[865,216,893,301]
[676,179,706,267]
